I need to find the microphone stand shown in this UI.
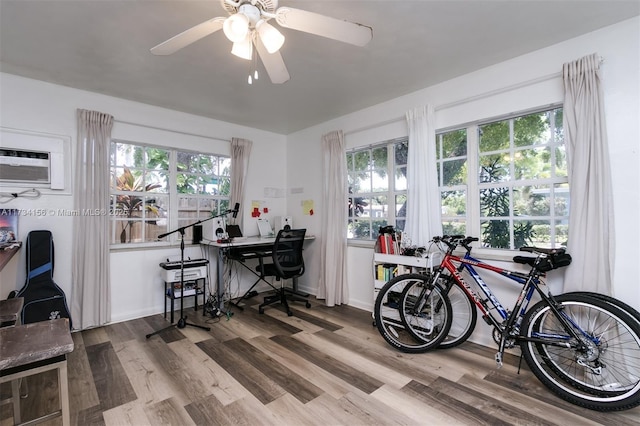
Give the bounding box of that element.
[146,209,236,338]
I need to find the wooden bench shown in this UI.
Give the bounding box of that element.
[0,318,74,425]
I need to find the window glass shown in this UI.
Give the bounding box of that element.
[438,129,468,237]
[110,141,230,246]
[347,138,407,240]
[477,107,568,249]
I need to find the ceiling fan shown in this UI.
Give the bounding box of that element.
[150,0,373,84]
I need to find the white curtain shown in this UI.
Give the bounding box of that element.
[318,130,348,306]
[562,53,614,295]
[72,109,113,329]
[404,105,442,248]
[230,137,252,228]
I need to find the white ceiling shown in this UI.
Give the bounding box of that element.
[1,1,639,134]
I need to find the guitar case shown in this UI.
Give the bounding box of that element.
[15,230,72,328]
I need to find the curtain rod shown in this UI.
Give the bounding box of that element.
[345,70,563,137]
[114,119,230,143]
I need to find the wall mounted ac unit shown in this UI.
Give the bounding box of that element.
[0,128,68,191]
[0,149,64,189]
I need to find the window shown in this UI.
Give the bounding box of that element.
[110,141,230,245]
[347,138,407,240]
[438,106,568,250]
[175,151,231,240]
[437,129,468,236]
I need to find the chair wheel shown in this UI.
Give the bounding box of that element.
[287,311,293,316]
[258,308,264,314]
[305,302,311,308]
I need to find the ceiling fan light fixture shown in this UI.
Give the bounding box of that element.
[231,35,253,60]
[223,13,250,43]
[256,20,285,54]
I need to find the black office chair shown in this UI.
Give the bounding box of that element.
[257,228,311,316]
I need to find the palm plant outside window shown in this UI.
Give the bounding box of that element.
[111,143,169,244]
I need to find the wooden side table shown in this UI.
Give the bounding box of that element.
[0,318,74,425]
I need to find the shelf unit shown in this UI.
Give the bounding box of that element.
[373,253,431,305]
[164,278,206,323]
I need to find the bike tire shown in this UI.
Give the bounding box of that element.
[374,274,452,353]
[532,291,640,397]
[399,274,477,349]
[563,291,640,326]
[521,293,640,411]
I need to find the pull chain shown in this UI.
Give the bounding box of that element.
[248,34,258,85]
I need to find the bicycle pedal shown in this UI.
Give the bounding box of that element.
[495,352,503,368]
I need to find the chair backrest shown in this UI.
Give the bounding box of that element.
[272,228,306,280]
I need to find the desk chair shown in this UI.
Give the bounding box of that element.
[257,228,311,316]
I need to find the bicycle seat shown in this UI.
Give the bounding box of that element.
[513,255,537,267]
[519,246,565,255]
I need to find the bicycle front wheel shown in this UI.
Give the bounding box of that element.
[399,274,477,349]
[435,275,477,349]
[521,294,640,411]
[374,274,452,353]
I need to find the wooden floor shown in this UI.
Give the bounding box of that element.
[2,294,640,426]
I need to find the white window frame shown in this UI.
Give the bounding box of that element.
[347,138,407,241]
[109,140,231,248]
[438,105,568,257]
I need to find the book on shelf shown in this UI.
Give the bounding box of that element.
[375,263,399,281]
[377,233,399,254]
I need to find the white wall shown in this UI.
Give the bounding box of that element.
[287,17,640,347]
[0,73,288,323]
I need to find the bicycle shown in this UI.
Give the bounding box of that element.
[374,235,640,411]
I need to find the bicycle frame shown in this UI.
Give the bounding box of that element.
[431,247,588,354]
[437,250,534,329]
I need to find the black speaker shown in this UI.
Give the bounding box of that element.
[193,224,203,244]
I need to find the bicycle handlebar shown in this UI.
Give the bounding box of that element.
[432,235,479,251]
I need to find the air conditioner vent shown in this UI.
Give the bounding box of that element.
[0,149,51,183]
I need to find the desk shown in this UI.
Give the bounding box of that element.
[0,318,74,425]
[201,235,314,312]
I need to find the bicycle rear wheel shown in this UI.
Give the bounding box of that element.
[563,291,640,326]
[374,274,452,353]
[521,293,640,411]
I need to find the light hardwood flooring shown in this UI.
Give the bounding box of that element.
[2,294,639,426]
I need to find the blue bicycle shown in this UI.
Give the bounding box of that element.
[374,235,640,411]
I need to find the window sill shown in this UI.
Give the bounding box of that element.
[347,240,520,263]
[465,248,522,263]
[110,241,200,252]
[348,239,376,249]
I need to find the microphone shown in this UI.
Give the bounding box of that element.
[232,202,240,219]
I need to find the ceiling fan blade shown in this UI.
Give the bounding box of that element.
[275,7,372,47]
[255,37,290,84]
[150,17,226,55]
